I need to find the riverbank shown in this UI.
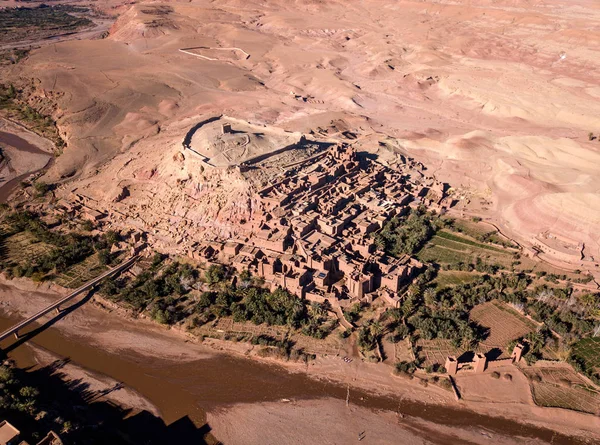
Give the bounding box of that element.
[0,118,53,202]
[31,346,161,418]
[0,276,598,444]
[207,398,555,445]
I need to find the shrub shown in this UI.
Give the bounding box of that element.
[33,181,49,197]
[81,220,94,231]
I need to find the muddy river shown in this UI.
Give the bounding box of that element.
[0,310,586,445]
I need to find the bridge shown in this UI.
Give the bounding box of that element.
[0,255,138,343]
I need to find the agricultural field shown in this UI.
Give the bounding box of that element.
[436,230,507,254]
[524,364,590,387]
[382,337,413,364]
[531,382,600,414]
[470,300,537,353]
[0,231,53,266]
[54,253,107,289]
[571,338,600,373]
[0,5,93,44]
[450,219,518,249]
[433,270,478,289]
[417,230,515,268]
[416,338,462,368]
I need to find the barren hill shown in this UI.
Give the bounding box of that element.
[3,0,600,259]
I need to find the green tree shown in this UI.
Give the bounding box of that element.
[6,84,16,99]
[239,269,251,283]
[98,249,110,266]
[104,230,119,246]
[205,264,225,285]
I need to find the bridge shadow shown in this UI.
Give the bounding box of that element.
[2,288,96,355]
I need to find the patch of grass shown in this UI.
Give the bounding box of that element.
[571,338,600,371]
[436,230,506,253]
[416,231,514,269]
[433,271,478,288]
[416,244,473,264]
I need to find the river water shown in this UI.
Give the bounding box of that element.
[0,310,588,445]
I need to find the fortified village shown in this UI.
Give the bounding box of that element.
[49,117,451,313]
[193,141,436,311]
[21,117,600,399]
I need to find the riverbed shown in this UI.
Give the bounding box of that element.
[0,278,595,445]
[0,121,53,202]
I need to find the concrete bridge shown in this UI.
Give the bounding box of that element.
[0,255,138,343]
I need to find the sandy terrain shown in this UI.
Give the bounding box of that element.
[1,0,599,260]
[207,398,551,445]
[0,277,598,443]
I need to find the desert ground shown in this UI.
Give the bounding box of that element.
[1,0,599,261]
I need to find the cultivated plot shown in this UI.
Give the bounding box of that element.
[531,382,600,415]
[417,338,462,368]
[571,338,600,372]
[470,300,537,353]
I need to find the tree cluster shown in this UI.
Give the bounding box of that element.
[374,207,444,256]
[1,211,118,280]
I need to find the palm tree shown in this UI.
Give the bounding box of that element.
[423,288,437,306]
[310,301,325,319]
[370,321,383,338]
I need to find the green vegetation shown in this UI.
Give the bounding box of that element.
[101,262,335,340]
[205,264,225,285]
[570,338,600,386]
[0,5,93,42]
[0,365,40,415]
[0,84,65,150]
[101,261,197,318]
[435,230,506,253]
[432,271,478,288]
[33,181,49,197]
[374,206,446,256]
[0,211,115,280]
[357,321,383,352]
[447,218,517,249]
[382,251,599,368]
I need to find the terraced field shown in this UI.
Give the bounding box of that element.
[531,382,600,414]
[470,300,537,353]
[54,252,107,289]
[417,230,515,267]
